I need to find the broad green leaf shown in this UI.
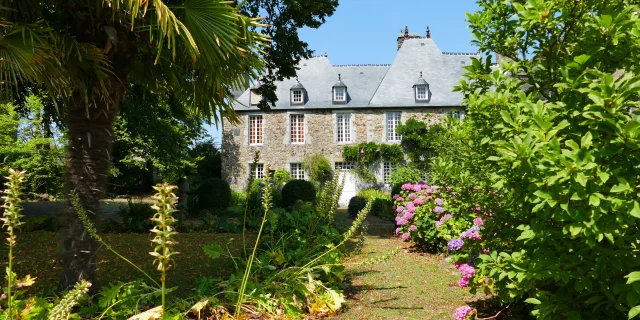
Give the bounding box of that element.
[525,298,541,305]
[589,194,600,207]
[576,172,588,187]
[203,244,223,260]
[534,190,553,200]
[632,202,640,219]
[581,132,593,148]
[565,140,580,150]
[600,15,612,28]
[611,178,631,193]
[626,272,640,284]
[598,172,610,183]
[629,305,640,319]
[570,224,583,236]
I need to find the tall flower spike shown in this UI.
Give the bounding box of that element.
[149,183,180,272]
[2,169,26,245]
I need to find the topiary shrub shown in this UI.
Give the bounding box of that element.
[273,169,291,186]
[348,196,367,217]
[197,178,231,213]
[281,179,316,208]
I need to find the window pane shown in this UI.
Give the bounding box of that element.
[386,112,401,141]
[336,113,351,143]
[417,87,426,99]
[290,114,305,143]
[335,162,355,171]
[252,163,264,179]
[249,115,263,145]
[293,90,302,103]
[383,162,394,184]
[334,87,345,101]
[290,163,304,180]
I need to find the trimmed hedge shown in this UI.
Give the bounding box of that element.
[348,196,367,216]
[197,178,231,212]
[282,179,316,208]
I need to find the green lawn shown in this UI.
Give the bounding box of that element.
[335,214,477,320]
[0,231,248,296]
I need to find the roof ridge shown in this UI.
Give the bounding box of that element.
[441,52,479,56]
[332,64,391,67]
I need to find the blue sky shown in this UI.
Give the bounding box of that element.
[207,0,480,142]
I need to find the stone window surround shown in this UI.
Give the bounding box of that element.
[383,111,403,143]
[245,112,266,146]
[332,110,354,145]
[285,111,308,145]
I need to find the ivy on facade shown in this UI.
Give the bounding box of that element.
[342,142,404,183]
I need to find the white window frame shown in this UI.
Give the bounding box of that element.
[292,90,303,103]
[290,114,305,144]
[335,162,355,171]
[383,162,394,184]
[290,163,305,180]
[416,86,427,100]
[448,110,466,122]
[335,113,352,144]
[334,87,346,102]
[385,111,402,142]
[251,163,264,179]
[248,115,263,145]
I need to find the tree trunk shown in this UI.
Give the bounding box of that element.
[60,77,127,290]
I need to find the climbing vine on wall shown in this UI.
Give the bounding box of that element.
[342,142,404,183]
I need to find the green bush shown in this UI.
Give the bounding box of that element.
[357,189,394,218]
[197,178,231,212]
[273,169,291,186]
[302,154,333,185]
[388,166,423,186]
[117,200,155,233]
[281,179,316,208]
[230,190,246,206]
[348,196,367,217]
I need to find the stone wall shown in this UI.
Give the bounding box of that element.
[221,107,462,189]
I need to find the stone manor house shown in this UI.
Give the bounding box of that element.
[222,27,478,203]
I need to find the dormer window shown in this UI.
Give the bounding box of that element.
[413,72,429,102]
[332,74,347,104]
[290,78,306,106]
[250,80,263,105]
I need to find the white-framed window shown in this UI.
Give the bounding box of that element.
[383,162,394,184]
[290,114,305,143]
[334,87,345,101]
[416,86,427,100]
[336,113,352,143]
[248,115,263,145]
[386,112,401,142]
[290,163,304,180]
[292,90,302,103]
[448,110,466,122]
[250,89,262,105]
[335,162,355,171]
[251,163,264,179]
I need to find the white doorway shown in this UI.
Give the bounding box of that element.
[335,162,357,205]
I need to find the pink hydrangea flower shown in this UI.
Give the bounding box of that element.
[407,206,416,213]
[404,212,414,220]
[401,183,413,191]
[413,185,423,192]
[409,225,418,232]
[435,220,444,228]
[457,277,470,288]
[454,306,473,320]
[408,193,417,200]
[434,198,444,206]
[433,206,445,214]
[414,198,424,205]
[473,217,484,226]
[401,233,410,240]
[395,227,401,236]
[397,218,408,226]
[396,206,404,213]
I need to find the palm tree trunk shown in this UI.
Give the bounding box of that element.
[60,77,126,290]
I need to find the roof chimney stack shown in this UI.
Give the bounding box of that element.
[426,26,431,38]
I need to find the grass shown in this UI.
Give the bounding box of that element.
[0,231,250,296]
[335,211,477,319]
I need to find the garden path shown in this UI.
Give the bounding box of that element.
[332,212,475,319]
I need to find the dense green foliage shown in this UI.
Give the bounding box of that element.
[409,1,640,319]
[342,142,404,183]
[348,196,367,217]
[358,189,395,218]
[0,97,65,197]
[389,166,424,186]
[117,201,156,233]
[302,154,334,185]
[281,179,317,208]
[273,168,292,186]
[197,178,231,213]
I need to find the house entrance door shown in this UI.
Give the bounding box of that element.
[335,162,357,205]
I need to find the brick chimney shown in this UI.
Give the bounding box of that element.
[397,26,423,51]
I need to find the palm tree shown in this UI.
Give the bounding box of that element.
[0,0,267,289]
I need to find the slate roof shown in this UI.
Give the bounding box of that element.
[232,37,478,111]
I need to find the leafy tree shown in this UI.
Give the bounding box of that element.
[1,0,268,288]
[0,97,65,197]
[110,86,208,194]
[454,0,640,318]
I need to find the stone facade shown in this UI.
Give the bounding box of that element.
[221,107,462,189]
